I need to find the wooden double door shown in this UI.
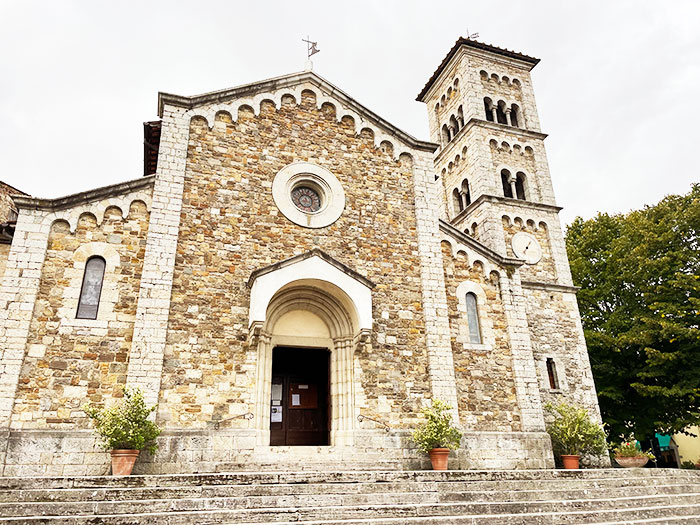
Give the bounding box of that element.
[269,347,330,446]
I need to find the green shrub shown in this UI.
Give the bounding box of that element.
[545,402,608,457]
[680,460,698,470]
[412,399,462,454]
[83,387,161,454]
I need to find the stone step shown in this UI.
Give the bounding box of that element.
[1,493,699,520]
[2,480,698,505]
[3,503,700,524]
[1,468,698,491]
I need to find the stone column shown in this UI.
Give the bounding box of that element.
[331,337,354,447]
[505,108,513,127]
[126,106,191,407]
[253,332,272,445]
[0,210,50,429]
[491,107,498,123]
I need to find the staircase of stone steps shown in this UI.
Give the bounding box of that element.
[1,469,699,524]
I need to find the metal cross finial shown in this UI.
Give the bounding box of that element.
[302,36,320,58]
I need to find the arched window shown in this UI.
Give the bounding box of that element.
[546,358,559,389]
[501,170,513,198]
[510,104,520,128]
[465,292,481,344]
[461,179,471,207]
[453,188,463,212]
[515,173,527,200]
[76,256,106,319]
[484,98,494,122]
[457,106,465,127]
[441,124,450,145]
[449,115,459,135]
[496,102,508,125]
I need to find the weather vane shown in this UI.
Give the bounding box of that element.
[302,36,320,58]
[466,28,479,40]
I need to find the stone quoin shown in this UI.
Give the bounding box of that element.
[0,37,606,475]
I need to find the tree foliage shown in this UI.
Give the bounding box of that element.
[565,184,700,441]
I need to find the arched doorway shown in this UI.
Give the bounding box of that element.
[252,282,361,447]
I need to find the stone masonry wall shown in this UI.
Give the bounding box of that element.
[524,286,605,426]
[10,202,150,430]
[441,242,522,432]
[158,93,432,429]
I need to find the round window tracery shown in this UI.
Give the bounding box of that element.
[291,186,322,213]
[272,162,345,229]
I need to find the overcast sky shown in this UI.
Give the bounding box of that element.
[1,1,698,225]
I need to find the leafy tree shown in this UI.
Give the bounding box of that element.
[566,184,700,442]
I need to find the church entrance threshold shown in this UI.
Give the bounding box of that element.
[270,347,330,446]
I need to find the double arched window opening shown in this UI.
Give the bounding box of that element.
[452,179,472,214]
[441,106,466,145]
[501,169,527,201]
[484,98,522,128]
[76,256,106,320]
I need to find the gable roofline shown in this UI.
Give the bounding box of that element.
[439,219,524,269]
[247,247,376,290]
[13,175,155,212]
[0,180,28,196]
[158,71,439,153]
[417,38,540,102]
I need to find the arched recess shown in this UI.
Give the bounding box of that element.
[248,250,373,447]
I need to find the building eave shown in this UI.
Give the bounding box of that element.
[417,38,540,102]
[13,175,155,212]
[439,219,524,269]
[158,71,439,154]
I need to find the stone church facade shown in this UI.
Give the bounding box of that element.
[0,38,604,475]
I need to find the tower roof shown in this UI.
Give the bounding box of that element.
[416,38,540,102]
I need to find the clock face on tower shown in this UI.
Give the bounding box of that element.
[511,232,542,264]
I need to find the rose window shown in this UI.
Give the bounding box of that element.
[291,186,321,213]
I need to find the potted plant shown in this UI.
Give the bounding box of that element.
[412,399,462,470]
[613,438,655,467]
[83,386,161,476]
[545,402,607,469]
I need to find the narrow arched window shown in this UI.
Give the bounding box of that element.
[515,173,527,200]
[501,170,513,198]
[441,124,450,145]
[76,256,106,319]
[465,292,481,344]
[510,104,520,127]
[484,99,494,121]
[496,103,508,125]
[453,188,463,212]
[461,179,471,207]
[546,358,559,389]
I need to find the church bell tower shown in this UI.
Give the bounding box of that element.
[417,37,605,423]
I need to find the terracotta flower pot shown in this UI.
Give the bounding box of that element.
[615,456,649,468]
[429,448,450,470]
[561,454,580,469]
[111,449,140,476]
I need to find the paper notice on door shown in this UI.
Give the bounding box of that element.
[298,384,309,389]
[271,384,283,401]
[291,394,301,406]
[271,406,282,423]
